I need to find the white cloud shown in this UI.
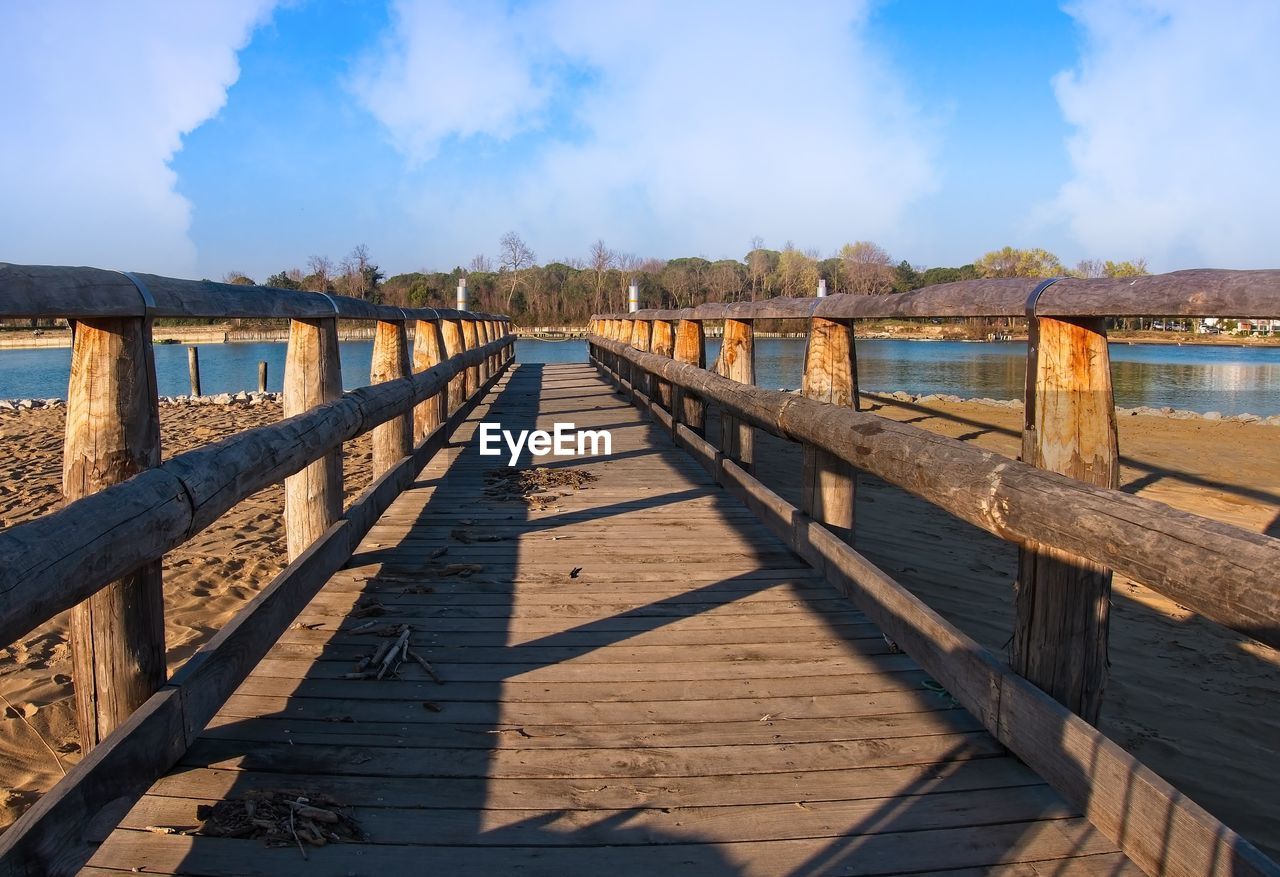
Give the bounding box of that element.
[353,0,938,263]
[1051,0,1280,269]
[0,1,275,275]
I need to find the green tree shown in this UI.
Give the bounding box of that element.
[974,246,1063,278]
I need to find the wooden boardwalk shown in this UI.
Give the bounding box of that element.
[87,363,1136,875]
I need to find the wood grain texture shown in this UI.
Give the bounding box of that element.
[673,318,707,435]
[283,318,343,561]
[800,316,857,535]
[370,320,412,478]
[718,318,754,469]
[461,319,481,398]
[63,318,166,753]
[440,318,467,414]
[1014,316,1119,723]
[650,319,675,411]
[411,318,446,442]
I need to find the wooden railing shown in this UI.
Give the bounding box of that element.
[589,268,1280,877]
[0,263,515,873]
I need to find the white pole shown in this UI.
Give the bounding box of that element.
[628,279,639,313]
[456,277,468,311]
[817,278,827,298]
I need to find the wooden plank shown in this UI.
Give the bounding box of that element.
[440,318,466,413]
[1014,315,1118,723]
[144,756,1045,810]
[370,319,412,477]
[63,317,166,753]
[83,818,1125,876]
[673,318,706,435]
[283,317,342,561]
[461,318,480,397]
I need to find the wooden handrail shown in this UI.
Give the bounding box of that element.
[0,263,509,322]
[593,356,1280,877]
[592,267,1280,321]
[0,335,511,650]
[589,333,1280,650]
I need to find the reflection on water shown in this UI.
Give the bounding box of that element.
[0,337,1275,415]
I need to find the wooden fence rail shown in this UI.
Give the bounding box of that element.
[587,326,1280,877]
[591,268,1280,725]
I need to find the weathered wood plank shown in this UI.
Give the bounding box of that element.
[800,315,857,537]
[718,318,754,469]
[370,319,412,477]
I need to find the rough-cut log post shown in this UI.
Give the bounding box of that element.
[412,319,447,441]
[64,318,165,753]
[440,318,467,413]
[283,317,342,561]
[651,319,675,411]
[476,321,492,384]
[801,317,858,540]
[461,319,481,398]
[618,319,634,392]
[718,318,755,469]
[257,360,268,393]
[673,319,706,435]
[629,319,652,399]
[370,319,412,477]
[1013,315,1119,724]
[186,346,201,397]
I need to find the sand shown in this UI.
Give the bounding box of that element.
[0,394,1276,859]
[0,402,371,832]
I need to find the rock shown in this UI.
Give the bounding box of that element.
[1266,415,1280,427]
[940,394,963,404]
[1202,411,1222,421]
[891,391,914,402]
[214,393,233,405]
[232,391,250,402]
[1159,406,1175,415]
[1170,409,1197,420]
[17,399,34,409]
[1229,412,1261,423]
[0,400,14,410]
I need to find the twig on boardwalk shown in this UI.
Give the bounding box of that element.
[377,626,412,679]
[407,648,443,684]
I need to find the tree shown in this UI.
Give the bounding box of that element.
[1104,258,1148,277]
[839,241,894,294]
[498,231,536,308]
[468,253,493,273]
[589,239,614,312]
[974,246,1063,278]
[336,244,383,301]
[222,271,254,286]
[746,247,778,299]
[774,244,819,297]
[304,255,334,292]
[892,260,922,293]
[265,269,303,290]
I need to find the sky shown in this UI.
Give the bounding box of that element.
[2,0,1278,281]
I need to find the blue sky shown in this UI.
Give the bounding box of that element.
[3,1,1278,280]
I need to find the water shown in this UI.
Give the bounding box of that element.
[1,337,1276,415]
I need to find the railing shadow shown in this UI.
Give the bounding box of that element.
[149,360,1082,874]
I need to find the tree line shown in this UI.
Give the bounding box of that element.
[227,237,1148,326]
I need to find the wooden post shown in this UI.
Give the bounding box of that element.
[800,317,858,540]
[651,319,675,411]
[1013,315,1119,724]
[440,318,467,413]
[257,360,268,393]
[629,319,652,399]
[673,319,706,435]
[283,318,342,561]
[718,318,755,469]
[412,319,447,441]
[187,346,201,397]
[370,320,412,477]
[461,319,480,398]
[64,317,165,753]
[476,320,492,384]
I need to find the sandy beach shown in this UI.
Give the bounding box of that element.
[0,391,1277,859]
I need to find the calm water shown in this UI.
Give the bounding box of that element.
[1,337,1276,415]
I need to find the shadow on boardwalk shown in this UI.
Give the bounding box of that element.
[112,363,1128,875]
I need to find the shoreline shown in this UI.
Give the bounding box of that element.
[3,388,1277,424]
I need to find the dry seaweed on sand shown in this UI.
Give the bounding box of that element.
[195,790,366,852]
